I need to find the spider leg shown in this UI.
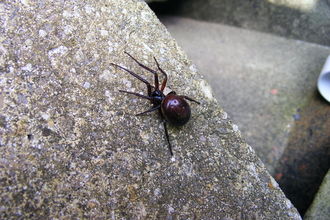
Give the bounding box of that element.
[136,105,160,116]
[181,96,200,105]
[153,57,168,92]
[162,118,173,156]
[119,90,152,100]
[125,52,160,90]
[112,63,152,96]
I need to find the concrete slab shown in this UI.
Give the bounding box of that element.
[0,0,301,219]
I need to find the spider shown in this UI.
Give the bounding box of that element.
[111,52,200,155]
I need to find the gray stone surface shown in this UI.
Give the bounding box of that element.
[160,16,330,175]
[0,0,301,219]
[304,168,330,220]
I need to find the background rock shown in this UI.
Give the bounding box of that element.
[304,168,330,220]
[149,0,330,46]
[157,16,330,215]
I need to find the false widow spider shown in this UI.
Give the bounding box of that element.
[111,52,200,156]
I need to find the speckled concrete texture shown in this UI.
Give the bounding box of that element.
[0,0,301,219]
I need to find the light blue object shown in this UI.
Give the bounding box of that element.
[318,55,330,102]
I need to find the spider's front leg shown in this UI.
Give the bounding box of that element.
[111,62,153,97]
[124,52,161,91]
[153,57,168,92]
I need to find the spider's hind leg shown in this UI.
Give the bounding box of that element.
[162,119,173,156]
[181,96,200,105]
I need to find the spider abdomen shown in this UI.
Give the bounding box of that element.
[161,94,191,127]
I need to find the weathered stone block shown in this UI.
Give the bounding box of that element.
[0,0,301,219]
